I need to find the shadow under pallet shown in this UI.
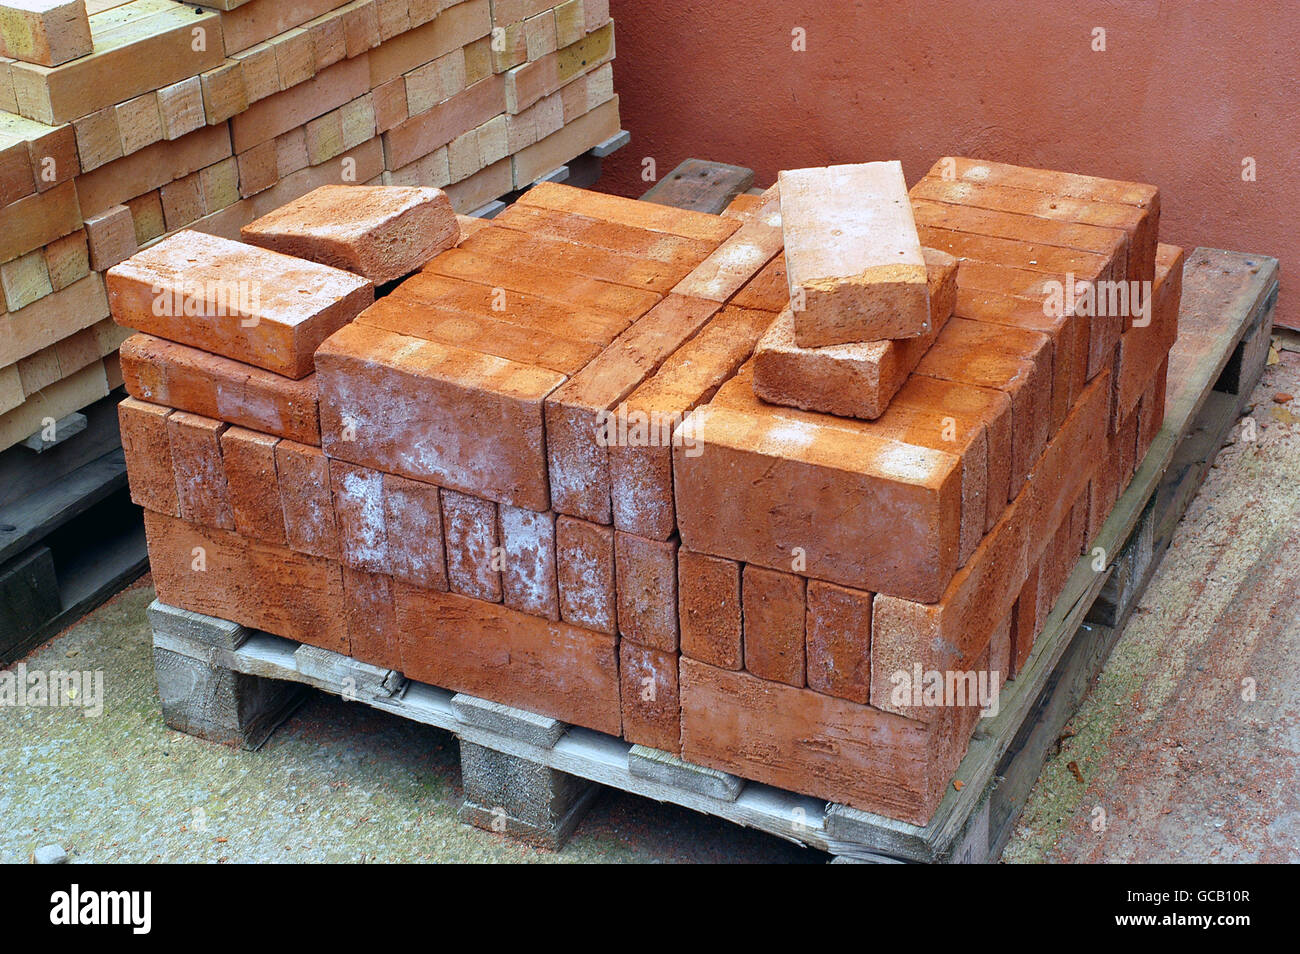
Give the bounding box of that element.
[145,218,1279,859]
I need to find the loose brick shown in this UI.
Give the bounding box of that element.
[674,403,963,603]
[119,333,321,446]
[107,230,374,379]
[671,189,783,302]
[609,304,775,540]
[167,411,233,531]
[329,460,389,572]
[144,510,347,654]
[241,184,459,284]
[781,162,931,345]
[805,579,872,703]
[84,205,138,272]
[219,426,285,546]
[316,321,563,510]
[274,439,338,560]
[0,1,92,67]
[614,531,678,651]
[555,515,615,633]
[492,202,719,267]
[742,565,805,688]
[545,294,721,524]
[382,473,448,592]
[396,582,621,736]
[118,397,177,515]
[440,488,501,602]
[730,252,789,313]
[751,247,958,421]
[620,641,680,753]
[498,504,559,619]
[677,549,741,670]
[343,567,398,669]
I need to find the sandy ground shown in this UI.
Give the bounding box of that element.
[3,339,1297,865]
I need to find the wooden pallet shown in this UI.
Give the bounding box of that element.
[0,388,148,664]
[144,161,1277,860]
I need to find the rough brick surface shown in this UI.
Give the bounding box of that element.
[805,579,874,704]
[343,568,399,669]
[167,411,234,531]
[118,397,177,516]
[275,439,339,560]
[619,641,681,753]
[780,162,930,346]
[677,549,741,669]
[241,184,459,283]
[741,565,805,687]
[120,333,321,445]
[382,473,447,592]
[329,460,389,572]
[107,231,374,379]
[441,488,502,602]
[396,582,621,736]
[316,321,563,510]
[220,426,286,545]
[498,504,559,619]
[614,531,678,651]
[555,515,616,634]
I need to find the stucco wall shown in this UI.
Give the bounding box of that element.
[600,0,1294,326]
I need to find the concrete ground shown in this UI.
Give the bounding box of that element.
[4,337,1298,864]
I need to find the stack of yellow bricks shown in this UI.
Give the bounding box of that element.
[0,0,620,451]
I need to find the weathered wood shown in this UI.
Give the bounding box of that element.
[641,158,754,215]
[0,544,60,657]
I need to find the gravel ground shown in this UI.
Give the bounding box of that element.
[4,337,1297,865]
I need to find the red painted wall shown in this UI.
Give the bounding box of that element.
[600,0,1294,326]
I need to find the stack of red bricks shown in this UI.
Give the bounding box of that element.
[115,157,1179,828]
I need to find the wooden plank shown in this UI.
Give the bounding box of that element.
[641,158,754,215]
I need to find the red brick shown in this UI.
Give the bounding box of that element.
[459,224,700,294]
[679,658,947,825]
[674,403,963,603]
[751,248,958,421]
[357,289,601,376]
[730,252,788,313]
[107,230,374,379]
[545,294,721,524]
[554,515,615,633]
[677,549,742,669]
[118,397,177,515]
[1137,357,1168,464]
[167,411,234,531]
[274,439,339,560]
[515,181,740,245]
[671,190,783,302]
[614,531,678,651]
[440,488,501,602]
[491,203,719,267]
[119,333,321,445]
[805,579,872,703]
[329,460,389,572]
[219,426,286,546]
[922,157,1160,285]
[741,565,805,687]
[497,504,559,619]
[343,568,399,669]
[781,163,930,345]
[144,510,347,653]
[316,321,563,510]
[395,582,621,735]
[382,473,448,591]
[871,369,1112,720]
[1114,244,1183,425]
[609,304,775,540]
[241,184,459,284]
[915,316,1052,499]
[619,641,681,753]
[1008,564,1040,677]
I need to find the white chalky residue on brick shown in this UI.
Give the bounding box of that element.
[340,467,387,565]
[500,506,553,614]
[762,418,818,452]
[964,164,990,181]
[874,442,945,485]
